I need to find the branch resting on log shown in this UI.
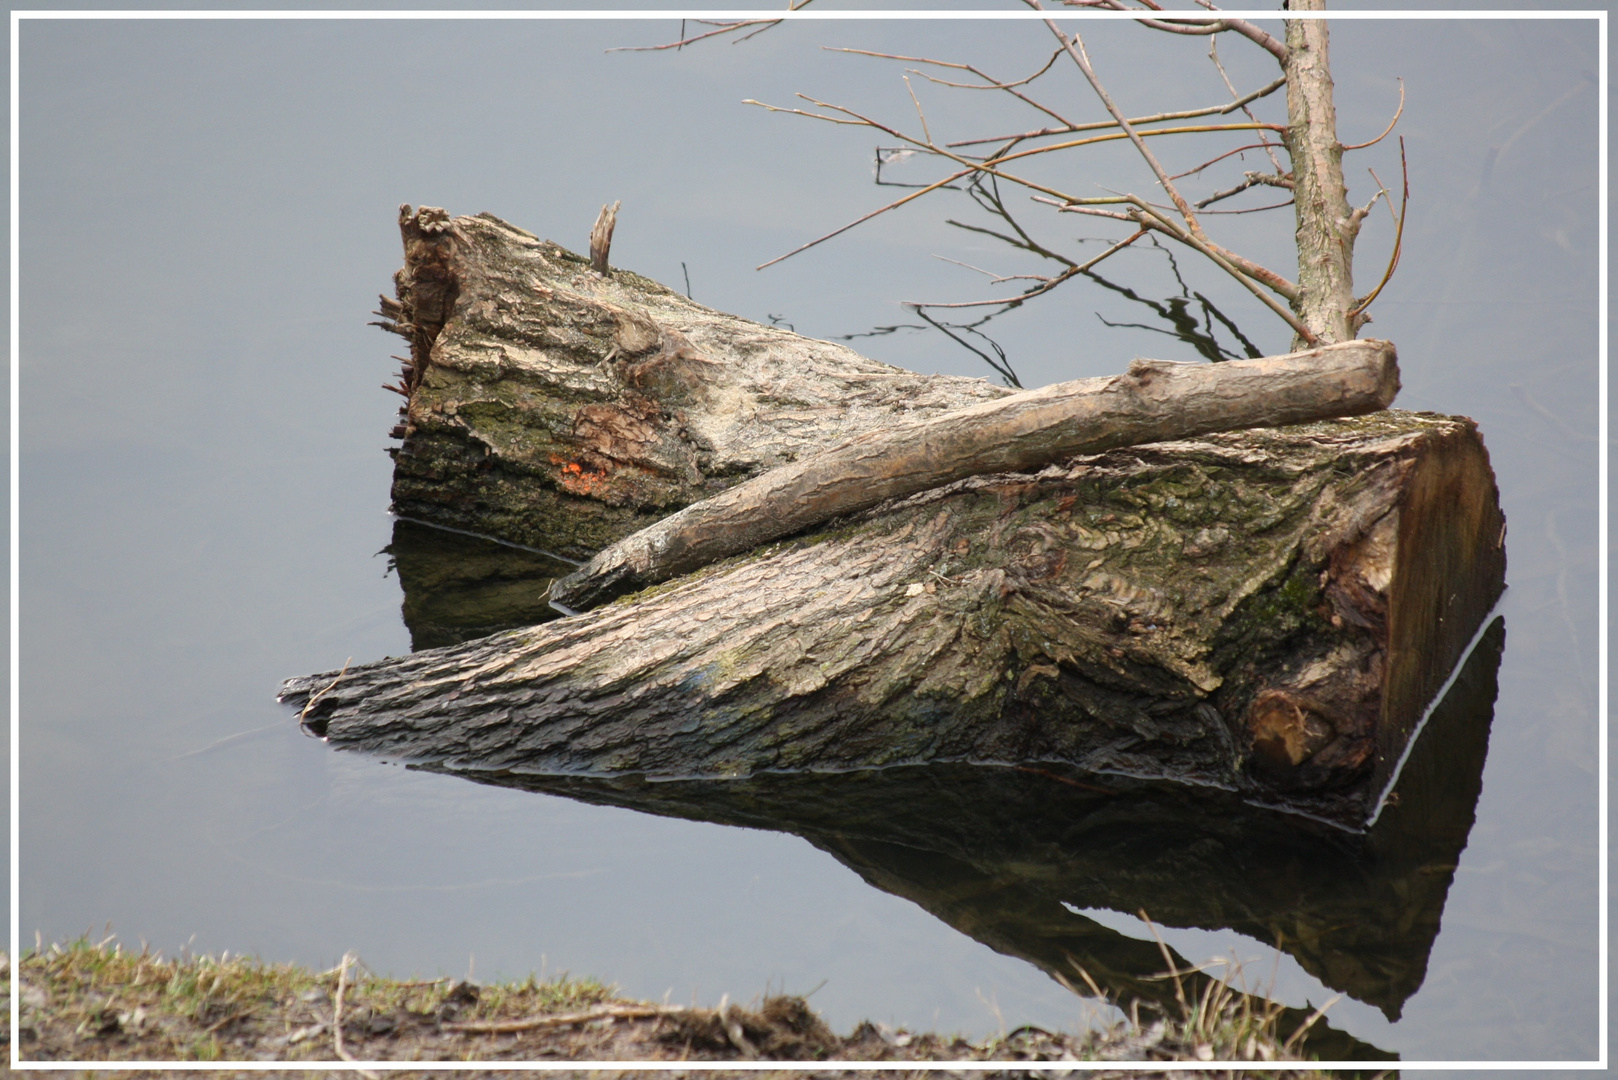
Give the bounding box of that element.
[309,206,1504,830]
[285,410,1503,828]
[551,340,1399,611]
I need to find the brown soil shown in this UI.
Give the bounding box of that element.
[7,941,1353,1077]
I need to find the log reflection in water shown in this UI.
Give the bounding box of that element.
[386,518,572,651]
[404,616,1501,1061]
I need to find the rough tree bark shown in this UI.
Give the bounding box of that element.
[375,205,1007,560]
[551,340,1399,611]
[286,403,1504,826]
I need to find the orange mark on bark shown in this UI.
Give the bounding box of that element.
[550,455,615,497]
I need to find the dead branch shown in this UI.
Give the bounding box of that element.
[588,201,619,273]
[549,341,1396,610]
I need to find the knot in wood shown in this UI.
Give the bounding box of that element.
[1247,688,1336,770]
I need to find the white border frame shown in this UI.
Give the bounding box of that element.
[6,6,1607,1072]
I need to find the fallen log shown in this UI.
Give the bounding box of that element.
[376,205,1008,559]
[550,340,1399,611]
[285,407,1504,827]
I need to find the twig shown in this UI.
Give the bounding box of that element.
[1209,36,1284,173]
[1057,0,1289,64]
[606,0,814,52]
[299,659,351,724]
[834,47,1080,132]
[1281,995,1341,1052]
[1137,910,1189,1018]
[1195,171,1293,209]
[906,227,1147,309]
[333,952,379,1080]
[945,75,1285,148]
[444,1002,692,1034]
[1341,78,1405,151]
[1170,141,1284,181]
[1044,24,1207,241]
[1347,137,1408,320]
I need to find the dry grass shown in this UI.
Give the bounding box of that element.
[8,936,1371,1076]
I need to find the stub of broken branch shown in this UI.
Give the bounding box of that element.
[549,340,1400,612]
[589,200,620,273]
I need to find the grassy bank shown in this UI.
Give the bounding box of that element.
[8,937,1366,1076]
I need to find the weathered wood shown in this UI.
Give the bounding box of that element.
[376,205,1008,559]
[284,410,1504,827]
[551,340,1399,611]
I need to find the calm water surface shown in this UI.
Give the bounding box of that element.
[17,11,1601,1063]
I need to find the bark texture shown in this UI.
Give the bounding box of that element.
[551,340,1399,611]
[374,205,1008,559]
[285,410,1504,827]
[1284,0,1360,345]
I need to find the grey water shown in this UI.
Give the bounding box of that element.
[16,10,1601,1064]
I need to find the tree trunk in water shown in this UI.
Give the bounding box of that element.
[285,408,1504,827]
[375,205,1008,560]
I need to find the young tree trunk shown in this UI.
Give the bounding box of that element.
[1285,0,1361,345]
[285,410,1504,828]
[374,205,1008,560]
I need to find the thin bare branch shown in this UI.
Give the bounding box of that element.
[903,75,933,146]
[948,75,1285,148]
[742,99,868,127]
[1348,138,1409,321]
[608,0,814,53]
[608,20,778,53]
[831,46,1062,92]
[1120,200,1312,338]
[1057,0,1289,64]
[1199,198,1295,215]
[1341,78,1405,151]
[753,163,978,270]
[907,228,1148,309]
[1045,23,1208,241]
[1169,142,1283,181]
[1210,37,1284,172]
[1196,171,1293,209]
[931,254,1048,283]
